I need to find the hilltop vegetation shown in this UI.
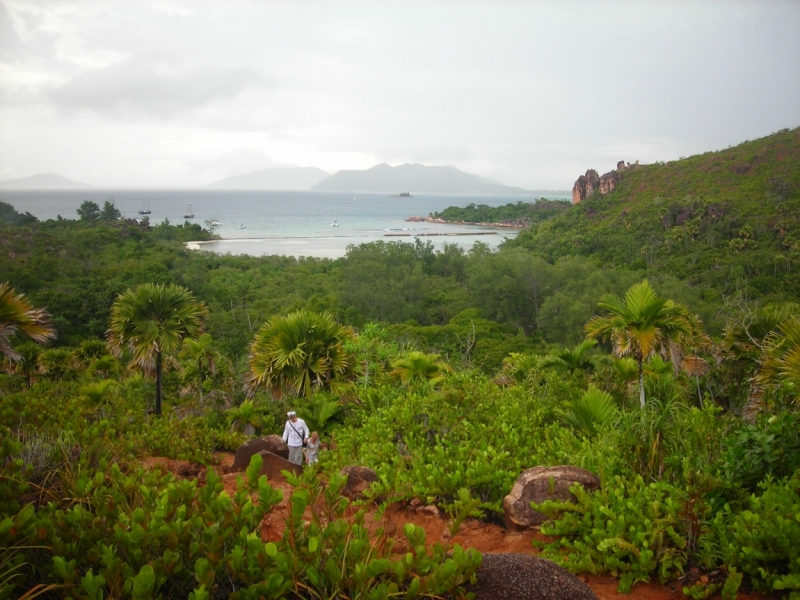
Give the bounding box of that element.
[1,128,799,599]
[430,198,570,225]
[509,127,800,299]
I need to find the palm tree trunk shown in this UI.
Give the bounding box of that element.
[155,351,163,416]
[696,375,703,409]
[638,358,645,409]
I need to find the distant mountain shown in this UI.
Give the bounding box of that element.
[208,167,330,190]
[312,163,534,195]
[0,173,89,188]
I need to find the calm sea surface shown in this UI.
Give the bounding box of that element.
[0,189,569,259]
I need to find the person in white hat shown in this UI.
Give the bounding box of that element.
[282,411,309,466]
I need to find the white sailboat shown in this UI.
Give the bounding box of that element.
[331,209,340,227]
[183,202,195,218]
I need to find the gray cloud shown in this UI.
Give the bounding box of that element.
[48,53,271,117]
[0,1,798,188]
[0,4,23,61]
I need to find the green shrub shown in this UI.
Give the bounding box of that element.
[327,371,582,514]
[0,448,482,599]
[712,473,800,597]
[533,476,713,593]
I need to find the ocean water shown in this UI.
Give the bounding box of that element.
[0,189,569,259]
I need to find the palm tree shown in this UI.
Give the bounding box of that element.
[557,385,618,438]
[246,310,356,398]
[610,356,639,397]
[81,379,118,405]
[107,283,208,416]
[0,281,56,361]
[681,354,710,408]
[13,341,41,388]
[297,396,344,436]
[540,339,600,375]
[180,333,220,403]
[75,339,108,366]
[585,281,702,408]
[751,315,800,414]
[39,347,74,381]
[226,400,265,436]
[498,352,541,385]
[720,302,799,419]
[389,351,452,387]
[85,355,122,380]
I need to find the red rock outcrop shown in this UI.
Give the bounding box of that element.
[599,170,619,195]
[572,161,637,204]
[571,170,600,204]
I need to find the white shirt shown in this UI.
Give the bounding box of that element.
[282,418,309,447]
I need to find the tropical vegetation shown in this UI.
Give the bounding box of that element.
[0,127,799,599]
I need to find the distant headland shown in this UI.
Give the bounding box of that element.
[312,163,536,195]
[0,173,89,188]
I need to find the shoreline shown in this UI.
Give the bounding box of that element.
[406,215,527,228]
[185,230,500,250]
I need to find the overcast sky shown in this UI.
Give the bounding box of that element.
[0,0,798,189]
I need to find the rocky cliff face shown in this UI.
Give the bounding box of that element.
[571,169,600,204]
[571,161,636,204]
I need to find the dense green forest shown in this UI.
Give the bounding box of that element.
[1,128,799,599]
[430,198,570,225]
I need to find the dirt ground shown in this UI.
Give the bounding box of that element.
[142,454,776,600]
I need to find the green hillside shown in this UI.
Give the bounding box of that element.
[509,127,800,300]
[431,198,570,225]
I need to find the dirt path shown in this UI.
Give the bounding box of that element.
[143,455,774,600]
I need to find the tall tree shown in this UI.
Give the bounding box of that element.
[107,283,208,416]
[100,199,121,221]
[246,310,356,398]
[76,200,101,221]
[0,281,56,361]
[585,281,702,408]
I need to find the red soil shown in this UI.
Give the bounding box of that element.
[142,454,776,600]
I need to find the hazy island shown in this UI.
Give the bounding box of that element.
[312,162,535,194]
[0,172,89,188]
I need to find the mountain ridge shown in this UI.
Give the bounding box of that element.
[0,173,89,188]
[312,163,534,195]
[208,167,330,190]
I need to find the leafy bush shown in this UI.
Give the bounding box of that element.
[712,473,800,597]
[533,476,713,593]
[721,411,800,492]
[327,371,582,514]
[0,447,481,599]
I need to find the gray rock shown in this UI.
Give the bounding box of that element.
[231,435,289,471]
[340,466,379,500]
[503,465,600,531]
[469,553,598,600]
